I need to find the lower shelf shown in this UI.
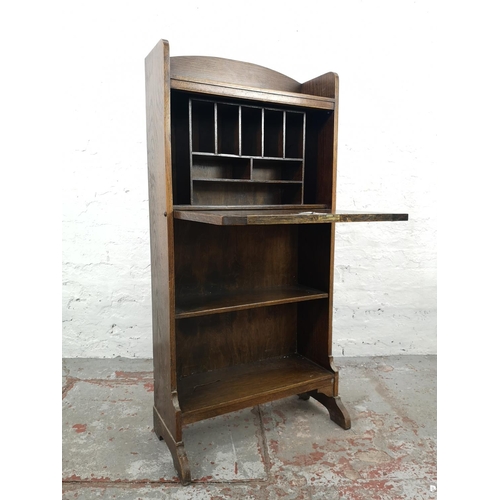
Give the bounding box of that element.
[178,354,334,424]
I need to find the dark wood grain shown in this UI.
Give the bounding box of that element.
[308,109,335,207]
[310,392,351,430]
[170,56,335,110]
[175,304,298,378]
[146,40,188,484]
[145,40,179,430]
[153,406,191,484]
[297,206,334,371]
[146,39,409,484]
[187,98,306,205]
[174,220,298,293]
[301,73,338,208]
[171,56,303,92]
[177,355,334,424]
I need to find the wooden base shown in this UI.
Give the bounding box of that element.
[153,406,191,485]
[154,389,350,485]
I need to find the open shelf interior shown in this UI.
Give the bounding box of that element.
[170,89,338,208]
[191,100,215,153]
[192,155,250,180]
[174,221,333,392]
[253,158,303,181]
[178,354,334,424]
[174,221,330,298]
[191,180,302,205]
[188,97,307,205]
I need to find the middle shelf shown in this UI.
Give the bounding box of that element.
[175,285,328,319]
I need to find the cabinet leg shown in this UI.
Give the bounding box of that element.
[297,392,311,401]
[153,406,192,485]
[311,392,351,430]
[171,442,191,485]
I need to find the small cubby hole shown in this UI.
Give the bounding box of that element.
[217,103,239,155]
[252,159,302,182]
[192,155,250,180]
[191,181,302,206]
[264,109,284,157]
[285,111,305,159]
[241,106,262,156]
[191,100,215,153]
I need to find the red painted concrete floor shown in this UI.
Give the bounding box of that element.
[62,356,436,499]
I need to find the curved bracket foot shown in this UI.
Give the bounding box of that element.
[171,442,191,485]
[153,406,192,484]
[311,392,351,430]
[311,392,351,429]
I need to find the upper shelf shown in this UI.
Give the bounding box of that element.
[173,207,409,225]
[171,76,335,110]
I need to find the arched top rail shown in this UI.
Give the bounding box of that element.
[171,56,302,93]
[166,49,336,110]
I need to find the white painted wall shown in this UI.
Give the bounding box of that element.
[61,0,438,358]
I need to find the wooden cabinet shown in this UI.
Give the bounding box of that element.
[145,40,408,484]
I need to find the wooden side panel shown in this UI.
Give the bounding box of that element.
[171,56,302,93]
[303,110,331,207]
[297,299,331,370]
[302,73,339,210]
[297,224,333,370]
[300,73,339,373]
[301,72,337,99]
[331,73,339,212]
[145,40,179,437]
